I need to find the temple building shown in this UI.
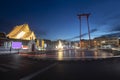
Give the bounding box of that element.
[7,24,36,40]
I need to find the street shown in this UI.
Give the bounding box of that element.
[0,54,55,80]
[0,50,120,80]
[31,58,120,80]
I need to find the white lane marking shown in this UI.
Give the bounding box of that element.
[20,63,57,80]
[0,67,9,72]
[9,62,25,67]
[0,64,19,69]
[21,60,38,64]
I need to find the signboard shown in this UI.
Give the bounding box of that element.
[22,45,28,49]
[12,42,22,49]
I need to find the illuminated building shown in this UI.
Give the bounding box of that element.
[94,37,119,48]
[7,24,36,40]
[0,24,38,52]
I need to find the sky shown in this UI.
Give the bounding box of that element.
[0,0,120,40]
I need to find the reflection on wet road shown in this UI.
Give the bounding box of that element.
[20,49,114,61]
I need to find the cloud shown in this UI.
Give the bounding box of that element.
[97,31,120,38]
[109,24,120,32]
[66,28,98,40]
[100,32,120,38]
[90,29,97,33]
[75,28,97,38]
[96,13,120,34]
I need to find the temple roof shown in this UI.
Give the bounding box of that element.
[7,24,36,40]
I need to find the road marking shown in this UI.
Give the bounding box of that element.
[0,67,9,72]
[0,64,19,69]
[9,62,25,67]
[21,60,38,64]
[20,63,57,80]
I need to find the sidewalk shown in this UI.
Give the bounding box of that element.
[0,47,30,55]
[0,50,18,55]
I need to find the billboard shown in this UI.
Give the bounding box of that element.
[12,42,22,49]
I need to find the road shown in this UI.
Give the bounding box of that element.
[0,50,120,80]
[31,58,120,80]
[0,54,55,80]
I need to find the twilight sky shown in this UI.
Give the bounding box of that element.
[0,0,120,40]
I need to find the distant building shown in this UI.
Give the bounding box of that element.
[7,24,36,40]
[0,32,7,39]
[0,24,38,52]
[0,32,8,48]
[94,37,119,48]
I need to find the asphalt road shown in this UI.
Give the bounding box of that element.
[31,58,120,80]
[0,50,120,80]
[0,54,55,80]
